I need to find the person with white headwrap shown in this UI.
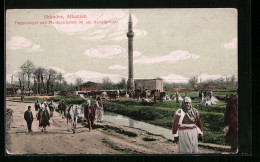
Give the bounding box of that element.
[172,96,203,153]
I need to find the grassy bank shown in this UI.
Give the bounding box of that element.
[102,99,227,145]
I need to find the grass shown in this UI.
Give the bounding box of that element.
[101,129,154,151]
[101,130,125,140]
[102,139,139,154]
[103,125,137,137]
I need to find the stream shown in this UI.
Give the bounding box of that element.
[103,111,173,140]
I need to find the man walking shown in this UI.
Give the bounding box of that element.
[172,97,203,153]
[24,106,34,132]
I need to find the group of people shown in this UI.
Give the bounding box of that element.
[24,100,51,132]
[172,95,238,153]
[24,94,237,154]
[198,90,213,101]
[24,97,104,133]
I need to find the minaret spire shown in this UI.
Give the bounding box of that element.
[127,11,135,93]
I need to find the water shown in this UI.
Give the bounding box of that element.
[103,111,173,140]
[77,95,173,140]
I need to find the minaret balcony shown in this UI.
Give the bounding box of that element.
[127,31,134,37]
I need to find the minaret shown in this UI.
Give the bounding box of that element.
[127,12,135,92]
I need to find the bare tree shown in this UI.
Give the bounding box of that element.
[21,60,35,94]
[56,72,64,90]
[16,69,26,93]
[46,68,57,94]
[33,67,45,94]
[230,75,236,87]
[75,77,83,91]
[188,76,198,89]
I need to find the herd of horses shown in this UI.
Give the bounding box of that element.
[34,100,95,134]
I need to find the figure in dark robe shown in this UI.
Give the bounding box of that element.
[224,95,238,152]
[175,92,179,103]
[37,103,50,132]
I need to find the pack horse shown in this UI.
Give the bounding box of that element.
[65,105,81,133]
[58,101,67,118]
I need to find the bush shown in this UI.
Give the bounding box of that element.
[195,102,226,113]
[203,131,226,145]
[200,112,224,132]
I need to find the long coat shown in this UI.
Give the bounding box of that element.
[24,110,33,123]
[37,109,50,127]
[224,96,238,148]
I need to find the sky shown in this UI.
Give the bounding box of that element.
[6,9,237,84]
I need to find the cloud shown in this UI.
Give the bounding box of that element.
[65,70,125,83]
[198,74,237,82]
[84,45,126,59]
[160,73,237,83]
[44,66,125,83]
[52,9,147,41]
[221,37,237,49]
[8,65,126,84]
[109,65,127,70]
[6,74,12,83]
[6,36,43,52]
[133,51,142,58]
[134,50,200,64]
[46,66,66,74]
[160,74,189,83]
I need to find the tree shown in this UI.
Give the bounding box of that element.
[117,77,127,90]
[20,60,35,94]
[16,69,26,93]
[46,68,57,94]
[188,76,198,89]
[75,77,83,91]
[56,72,63,90]
[33,67,45,94]
[100,77,114,90]
[230,75,236,87]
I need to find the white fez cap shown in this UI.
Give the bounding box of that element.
[184,97,192,103]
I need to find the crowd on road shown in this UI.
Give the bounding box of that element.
[24,97,104,133]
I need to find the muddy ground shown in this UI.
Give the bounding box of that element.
[5,100,227,155]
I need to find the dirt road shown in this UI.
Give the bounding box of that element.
[5,100,225,155]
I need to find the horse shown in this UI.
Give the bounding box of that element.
[65,105,81,133]
[48,102,55,117]
[58,102,67,118]
[83,100,96,131]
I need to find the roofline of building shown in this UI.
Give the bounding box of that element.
[134,78,163,81]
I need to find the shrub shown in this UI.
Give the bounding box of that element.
[200,112,224,132]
